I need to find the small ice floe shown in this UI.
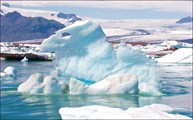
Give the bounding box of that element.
[156,48,192,63]
[18,73,68,94]
[0,57,5,60]
[21,57,28,62]
[151,56,155,60]
[0,66,17,78]
[59,104,191,119]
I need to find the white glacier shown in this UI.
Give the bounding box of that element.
[59,104,191,119]
[18,20,161,95]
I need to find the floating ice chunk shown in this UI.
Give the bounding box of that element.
[1,66,17,77]
[0,72,10,78]
[160,41,192,48]
[0,57,6,60]
[0,66,17,80]
[4,66,17,76]
[59,104,191,119]
[40,20,161,95]
[18,73,67,94]
[156,48,192,63]
[21,57,28,62]
[70,74,138,94]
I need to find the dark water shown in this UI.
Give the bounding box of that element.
[0,60,192,119]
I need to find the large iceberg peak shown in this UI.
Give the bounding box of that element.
[41,20,106,52]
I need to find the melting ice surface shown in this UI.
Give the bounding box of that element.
[18,20,161,95]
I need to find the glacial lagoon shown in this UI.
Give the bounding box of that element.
[1,60,192,119]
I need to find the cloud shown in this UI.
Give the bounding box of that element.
[2,1,192,13]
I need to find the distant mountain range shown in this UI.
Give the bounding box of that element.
[57,12,82,23]
[0,3,81,42]
[2,3,10,7]
[176,16,193,24]
[1,11,65,42]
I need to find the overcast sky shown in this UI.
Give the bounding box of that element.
[3,1,192,19]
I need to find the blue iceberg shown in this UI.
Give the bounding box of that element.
[19,20,161,95]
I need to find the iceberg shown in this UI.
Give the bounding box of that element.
[40,20,160,95]
[0,66,17,78]
[4,66,17,76]
[156,48,192,63]
[21,57,28,62]
[19,20,161,95]
[59,104,191,119]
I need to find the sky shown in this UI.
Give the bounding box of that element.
[3,1,192,19]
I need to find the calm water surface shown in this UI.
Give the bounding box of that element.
[0,60,192,119]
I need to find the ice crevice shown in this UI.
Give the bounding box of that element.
[18,20,162,95]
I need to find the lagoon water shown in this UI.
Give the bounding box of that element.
[0,60,192,119]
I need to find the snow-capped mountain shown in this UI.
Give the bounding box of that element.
[1,3,81,25]
[0,3,82,42]
[1,11,65,42]
[2,3,10,7]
